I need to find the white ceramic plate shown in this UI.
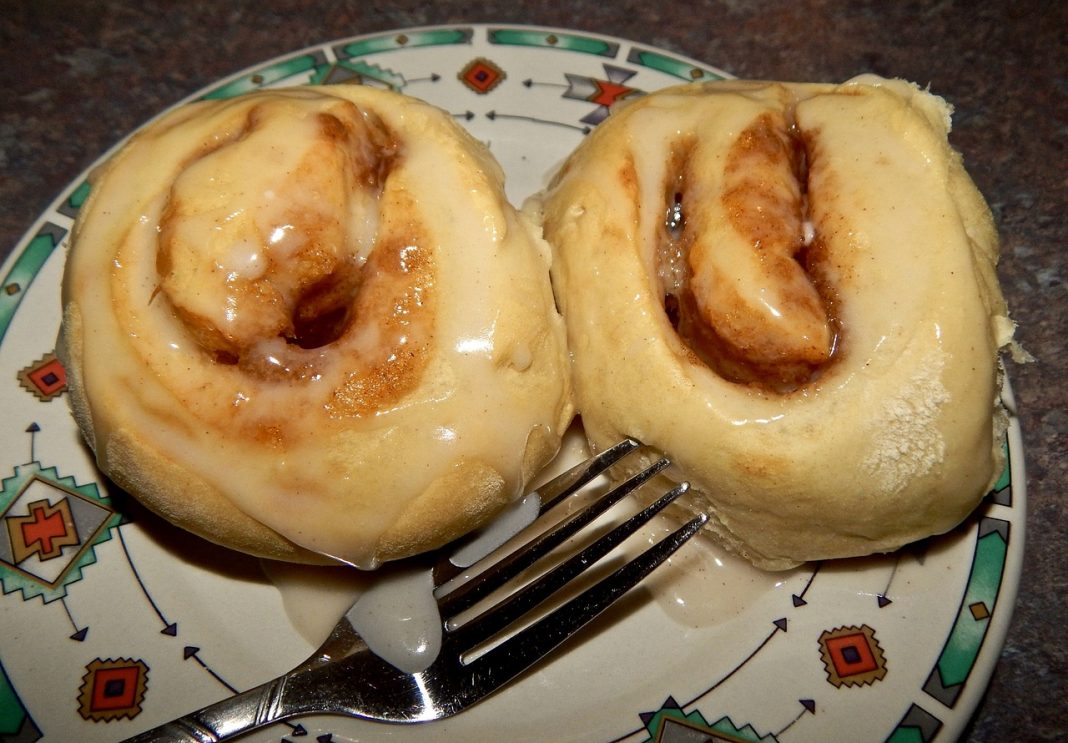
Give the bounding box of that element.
[0,24,1024,743]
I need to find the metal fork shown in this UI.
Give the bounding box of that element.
[124,439,706,742]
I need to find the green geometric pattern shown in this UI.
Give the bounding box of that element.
[626,47,726,81]
[933,521,1008,689]
[337,27,473,58]
[488,28,618,57]
[0,223,64,345]
[0,657,38,738]
[309,59,406,90]
[0,462,125,604]
[641,700,778,743]
[200,52,325,99]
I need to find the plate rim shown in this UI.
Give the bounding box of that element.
[0,23,1026,743]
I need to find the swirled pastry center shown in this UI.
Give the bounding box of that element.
[156,99,401,375]
[100,94,442,445]
[659,107,838,390]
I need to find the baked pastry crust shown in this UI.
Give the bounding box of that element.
[60,85,573,568]
[536,76,1012,569]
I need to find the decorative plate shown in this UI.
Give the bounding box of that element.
[0,24,1024,743]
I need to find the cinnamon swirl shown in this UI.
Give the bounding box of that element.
[60,85,573,568]
[536,75,1013,569]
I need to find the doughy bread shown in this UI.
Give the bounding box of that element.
[536,75,1012,570]
[60,85,573,568]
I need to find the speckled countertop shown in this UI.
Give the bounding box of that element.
[1,1,1064,740]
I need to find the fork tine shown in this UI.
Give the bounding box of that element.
[436,455,670,617]
[534,437,642,515]
[460,512,708,694]
[433,438,644,587]
[444,481,691,650]
[431,435,640,585]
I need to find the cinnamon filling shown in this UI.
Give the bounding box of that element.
[661,112,840,392]
[154,99,402,377]
[288,259,363,350]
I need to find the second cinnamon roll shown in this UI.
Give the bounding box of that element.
[536,75,1013,569]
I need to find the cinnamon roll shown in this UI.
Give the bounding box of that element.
[536,75,1013,569]
[60,86,573,568]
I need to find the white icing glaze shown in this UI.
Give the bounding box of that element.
[63,86,573,568]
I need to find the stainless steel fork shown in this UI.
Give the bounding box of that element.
[124,439,706,742]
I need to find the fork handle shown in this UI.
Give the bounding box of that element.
[122,675,293,742]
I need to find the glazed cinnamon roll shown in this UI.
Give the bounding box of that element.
[60,86,573,568]
[536,76,1013,569]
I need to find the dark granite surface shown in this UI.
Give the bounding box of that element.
[1,1,1064,740]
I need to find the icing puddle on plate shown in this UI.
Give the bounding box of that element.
[260,427,795,673]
